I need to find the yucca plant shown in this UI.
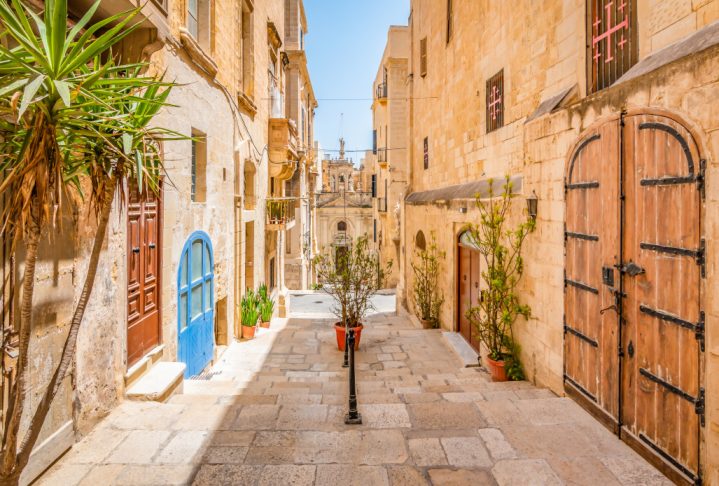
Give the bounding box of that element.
[241,290,260,327]
[0,0,180,482]
[260,296,274,324]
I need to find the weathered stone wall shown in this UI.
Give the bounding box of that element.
[404,0,719,479]
[372,27,410,289]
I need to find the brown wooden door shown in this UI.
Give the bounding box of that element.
[621,114,702,481]
[457,243,480,352]
[564,119,621,422]
[565,113,703,483]
[127,185,161,367]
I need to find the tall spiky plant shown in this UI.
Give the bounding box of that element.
[0,0,179,482]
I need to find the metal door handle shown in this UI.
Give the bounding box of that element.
[627,341,634,358]
[620,261,645,277]
[600,305,617,315]
[149,243,156,249]
[132,247,140,254]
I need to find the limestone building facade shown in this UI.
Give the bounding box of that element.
[314,148,374,266]
[371,26,410,290]
[398,0,719,482]
[4,0,317,482]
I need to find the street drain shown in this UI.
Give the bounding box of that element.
[189,370,222,381]
[314,301,323,304]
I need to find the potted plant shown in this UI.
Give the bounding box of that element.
[465,177,535,381]
[411,232,445,329]
[313,235,391,351]
[258,284,274,328]
[240,289,260,339]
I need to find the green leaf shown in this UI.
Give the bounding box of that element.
[122,133,132,155]
[18,74,45,119]
[54,80,71,107]
[135,148,143,190]
[0,78,28,98]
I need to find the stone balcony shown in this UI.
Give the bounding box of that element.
[266,197,297,230]
[268,118,299,180]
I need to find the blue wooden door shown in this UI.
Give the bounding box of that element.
[178,231,214,377]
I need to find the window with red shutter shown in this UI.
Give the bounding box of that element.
[486,70,504,133]
[587,0,638,93]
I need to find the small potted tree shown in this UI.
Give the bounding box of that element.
[258,283,274,328]
[240,290,260,339]
[465,177,534,381]
[313,235,391,351]
[411,232,445,329]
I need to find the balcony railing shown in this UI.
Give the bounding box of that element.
[266,197,297,228]
[377,148,388,168]
[376,83,388,102]
[377,197,388,213]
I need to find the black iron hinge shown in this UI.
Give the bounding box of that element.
[697,159,706,200]
[697,239,706,278]
[696,311,705,352]
[695,387,705,427]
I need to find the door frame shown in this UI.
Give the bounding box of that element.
[456,229,482,351]
[126,181,163,368]
[177,230,215,377]
[563,107,707,485]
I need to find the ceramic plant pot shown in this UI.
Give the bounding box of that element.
[260,321,270,329]
[241,325,256,340]
[335,322,363,351]
[420,318,434,329]
[485,355,508,382]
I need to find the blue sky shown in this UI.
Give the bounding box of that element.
[305,0,410,166]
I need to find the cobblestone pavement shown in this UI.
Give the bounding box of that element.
[39,296,669,485]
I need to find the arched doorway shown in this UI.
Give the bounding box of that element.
[457,230,481,352]
[178,231,215,377]
[564,111,702,482]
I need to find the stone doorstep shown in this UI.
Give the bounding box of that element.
[441,331,480,368]
[126,362,186,402]
[124,344,165,389]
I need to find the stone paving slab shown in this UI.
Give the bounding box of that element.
[38,298,669,485]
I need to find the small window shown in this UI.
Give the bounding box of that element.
[587,0,638,93]
[371,174,377,197]
[269,257,276,289]
[191,130,207,202]
[372,130,377,154]
[419,37,428,77]
[423,137,429,170]
[416,231,426,251]
[240,2,254,98]
[188,0,212,52]
[486,69,504,133]
[337,221,347,232]
[373,219,377,242]
[446,0,453,43]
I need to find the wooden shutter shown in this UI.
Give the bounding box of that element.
[423,137,429,170]
[587,0,638,93]
[486,70,504,133]
[420,37,427,77]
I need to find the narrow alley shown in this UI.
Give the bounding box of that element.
[38,294,668,486]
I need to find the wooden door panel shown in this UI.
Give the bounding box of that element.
[458,246,471,344]
[622,115,701,480]
[564,120,620,417]
[469,250,481,351]
[127,186,162,367]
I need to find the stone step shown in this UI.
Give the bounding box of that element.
[126,361,186,402]
[124,345,165,389]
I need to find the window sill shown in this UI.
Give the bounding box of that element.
[179,28,218,78]
[238,91,258,117]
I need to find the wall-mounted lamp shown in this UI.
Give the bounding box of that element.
[458,206,468,214]
[526,190,538,220]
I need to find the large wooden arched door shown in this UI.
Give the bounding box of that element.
[565,112,703,484]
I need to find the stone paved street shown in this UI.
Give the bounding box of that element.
[38,294,670,485]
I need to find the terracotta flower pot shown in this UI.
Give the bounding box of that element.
[485,355,508,382]
[241,325,256,340]
[260,321,270,328]
[335,322,363,351]
[420,318,433,329]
